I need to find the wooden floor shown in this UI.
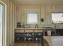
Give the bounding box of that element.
[14,43,49,46]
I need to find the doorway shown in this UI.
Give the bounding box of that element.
[0,2,5,46]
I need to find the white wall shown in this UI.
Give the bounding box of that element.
[0,0,16,46]
[16,6,63,25]
[9,1,16,46]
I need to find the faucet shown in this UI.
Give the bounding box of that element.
[35,24,38,28]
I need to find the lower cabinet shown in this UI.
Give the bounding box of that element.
[15,29,44,46]
[14,29,50,46]
[55,29,63,36]
[15,32,43,43]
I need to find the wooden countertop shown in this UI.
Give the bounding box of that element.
[15,28,46,30]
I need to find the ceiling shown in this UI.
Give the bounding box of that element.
[14,0,63,6]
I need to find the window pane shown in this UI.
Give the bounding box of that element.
[0,4,2,46]
[27,13,37,24]
[52,13,63,23]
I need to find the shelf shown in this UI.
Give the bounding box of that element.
[15,32,43,43]
[14,28,44,46]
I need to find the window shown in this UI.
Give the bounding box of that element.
[0,3,3,46]
[52,13,63,23]
[0,3,6,46]
[27,13,37,24]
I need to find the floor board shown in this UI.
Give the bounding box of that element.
[14,43,49,46]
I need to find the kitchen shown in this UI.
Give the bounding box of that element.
[0,0,63,46]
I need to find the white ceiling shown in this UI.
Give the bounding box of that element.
[15,0,63,6]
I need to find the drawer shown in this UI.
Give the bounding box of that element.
[15,29,24,33]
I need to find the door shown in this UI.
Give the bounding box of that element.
[0,2,5,46]
[0,3,3,46]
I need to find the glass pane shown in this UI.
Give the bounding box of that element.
[27,13,37,24]
[52,13,63,23]
[0,4,2,46]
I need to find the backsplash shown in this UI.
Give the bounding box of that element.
[16,23,63,29]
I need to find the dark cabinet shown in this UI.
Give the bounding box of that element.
[14,29,44,46]
[56,29,63,36]
[15,32,43,43]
